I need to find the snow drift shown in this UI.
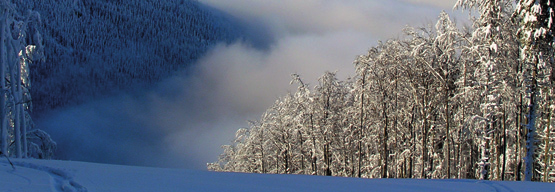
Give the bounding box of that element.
[1,159,553,192]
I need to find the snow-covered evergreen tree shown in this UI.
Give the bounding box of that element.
[0,0,55,159]
[515,0,555,181]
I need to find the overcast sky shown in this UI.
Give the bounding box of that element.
[40,0,465,169]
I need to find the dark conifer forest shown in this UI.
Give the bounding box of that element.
[16,0,243,115]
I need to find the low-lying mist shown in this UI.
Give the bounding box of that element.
[35,0,459,169]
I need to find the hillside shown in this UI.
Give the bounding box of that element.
[1,159,553,192]
[14,0,244,116]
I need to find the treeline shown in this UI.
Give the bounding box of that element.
[208,0,555,182]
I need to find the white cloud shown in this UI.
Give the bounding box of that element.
[200,0,460,39]
[402,0,459,10]
[191,30,369,113]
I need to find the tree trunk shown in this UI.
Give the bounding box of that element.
[419,86,430,179]
[381,101,388,178]
[524,56,538,181]
[10,41,21,158]
[0,14,7,156]
[542,105,551,182]
[501,108,507,181]
[410,106,416,178]
[445,93,451,178]
[358,73,365,178]
[310,113,317,175]
[479,123,491,180]
[516,93,523,181]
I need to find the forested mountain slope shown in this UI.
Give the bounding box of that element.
[15,0,243,116]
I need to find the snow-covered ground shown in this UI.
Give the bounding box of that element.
[0,159,552,192]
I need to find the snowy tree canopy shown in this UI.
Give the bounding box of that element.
[210,0,555,182]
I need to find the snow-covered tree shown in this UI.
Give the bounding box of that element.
[514,0,555,181]
[0,0,54,159]
[456,0,520,181]
[210,0,553,183]
[432,11,464,178]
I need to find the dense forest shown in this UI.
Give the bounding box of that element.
[209,0,555,182]
[0,0,244,160]
[14,0,243,115]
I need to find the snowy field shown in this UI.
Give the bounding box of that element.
[0,159,552,192]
